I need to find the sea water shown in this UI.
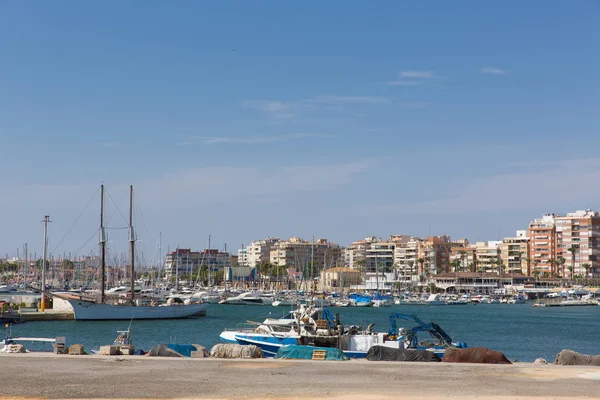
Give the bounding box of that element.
[8,303,600,362]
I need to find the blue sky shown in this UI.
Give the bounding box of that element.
[1,1,599,263]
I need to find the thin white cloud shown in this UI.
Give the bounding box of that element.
[399,70,445,79]
[480,66,507,75]
[360,158,600,216]
[241,100,296,119]
[308,95,391,105]
[388,80,423,86]
[199,133,333,144]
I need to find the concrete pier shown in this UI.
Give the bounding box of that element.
[0,353,598,399]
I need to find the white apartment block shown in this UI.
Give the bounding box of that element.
[238,238,280,268]
[394,237,422,278]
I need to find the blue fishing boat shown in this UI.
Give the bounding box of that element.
[221,311,466,358]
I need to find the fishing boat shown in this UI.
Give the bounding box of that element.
[1,323,65,353]
[57,185,206,320]
[223,310,466,358]
[219,304,322,344]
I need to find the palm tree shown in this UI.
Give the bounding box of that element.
[417,258,425,279]
[567,266,574,283]
[557,256,566,280]
[548,258,556,277]
[567,246,577,278]
[494,257,503,276]
[582,263,591,285]
[533,261,539,280]
[525,257,532,276]
[449,260,460,273]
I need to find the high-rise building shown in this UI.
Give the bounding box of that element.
[164,248,231,280]
[269,237,343,279]
[473,241,502,273]
[528,214,557,276]
[555,210,600,278]
[238,238,280,268]
[501,230,530,275]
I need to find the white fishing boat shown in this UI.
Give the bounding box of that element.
[57,185,206,320]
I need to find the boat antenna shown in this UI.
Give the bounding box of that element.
[129,185,136,305]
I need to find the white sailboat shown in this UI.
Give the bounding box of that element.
[57,185,206,320]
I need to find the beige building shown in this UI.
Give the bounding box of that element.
[270,237,343,279]
[344,237,373,270]
[473,241,502,273]
[449,245,477,272]
[320,267,362,291]
[555,210,600,278]
[500,230,530,275]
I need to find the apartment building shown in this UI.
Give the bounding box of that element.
[473,241,502,273]
[394,237,423,279]
[366,240,395,273]
[418,236,464,275]
[238,238,280,268]
[344,237,373,270]
[164,248,231,280]
[269,237,343,279]
[528,214,557,276]
[555,210,600,278]
[501,230,530,275]
[449,244,477,272]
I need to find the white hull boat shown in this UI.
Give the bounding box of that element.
[61,297,206,320]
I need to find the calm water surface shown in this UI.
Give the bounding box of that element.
[9,303,600,362]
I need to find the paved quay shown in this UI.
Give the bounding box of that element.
[0,353,599,400]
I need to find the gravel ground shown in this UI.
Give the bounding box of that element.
[0,353,599,399]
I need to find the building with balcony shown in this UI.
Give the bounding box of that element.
[555,210,600,278]
[164,248,231,280]
[501,230,530,275]
[473,241,502,273]
[238,238,280,268]
[269,237,343,279]
[528,214,557,276]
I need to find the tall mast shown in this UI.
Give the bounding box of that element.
[129,185,135,303]
[208,234,211,287]
[158,232,162,292]
[100,184,106,303]
[41,215,51,312]
[311,235,314,291]
[24,243,27,286]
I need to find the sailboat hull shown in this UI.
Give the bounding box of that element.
[63,298,207,320]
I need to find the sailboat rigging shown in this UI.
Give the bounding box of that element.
[56,185,207,320]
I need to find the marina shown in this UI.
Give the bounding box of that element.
[5,301,600,362]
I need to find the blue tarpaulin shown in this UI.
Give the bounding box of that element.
[167,344,196,357]
[274,345,349,361]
